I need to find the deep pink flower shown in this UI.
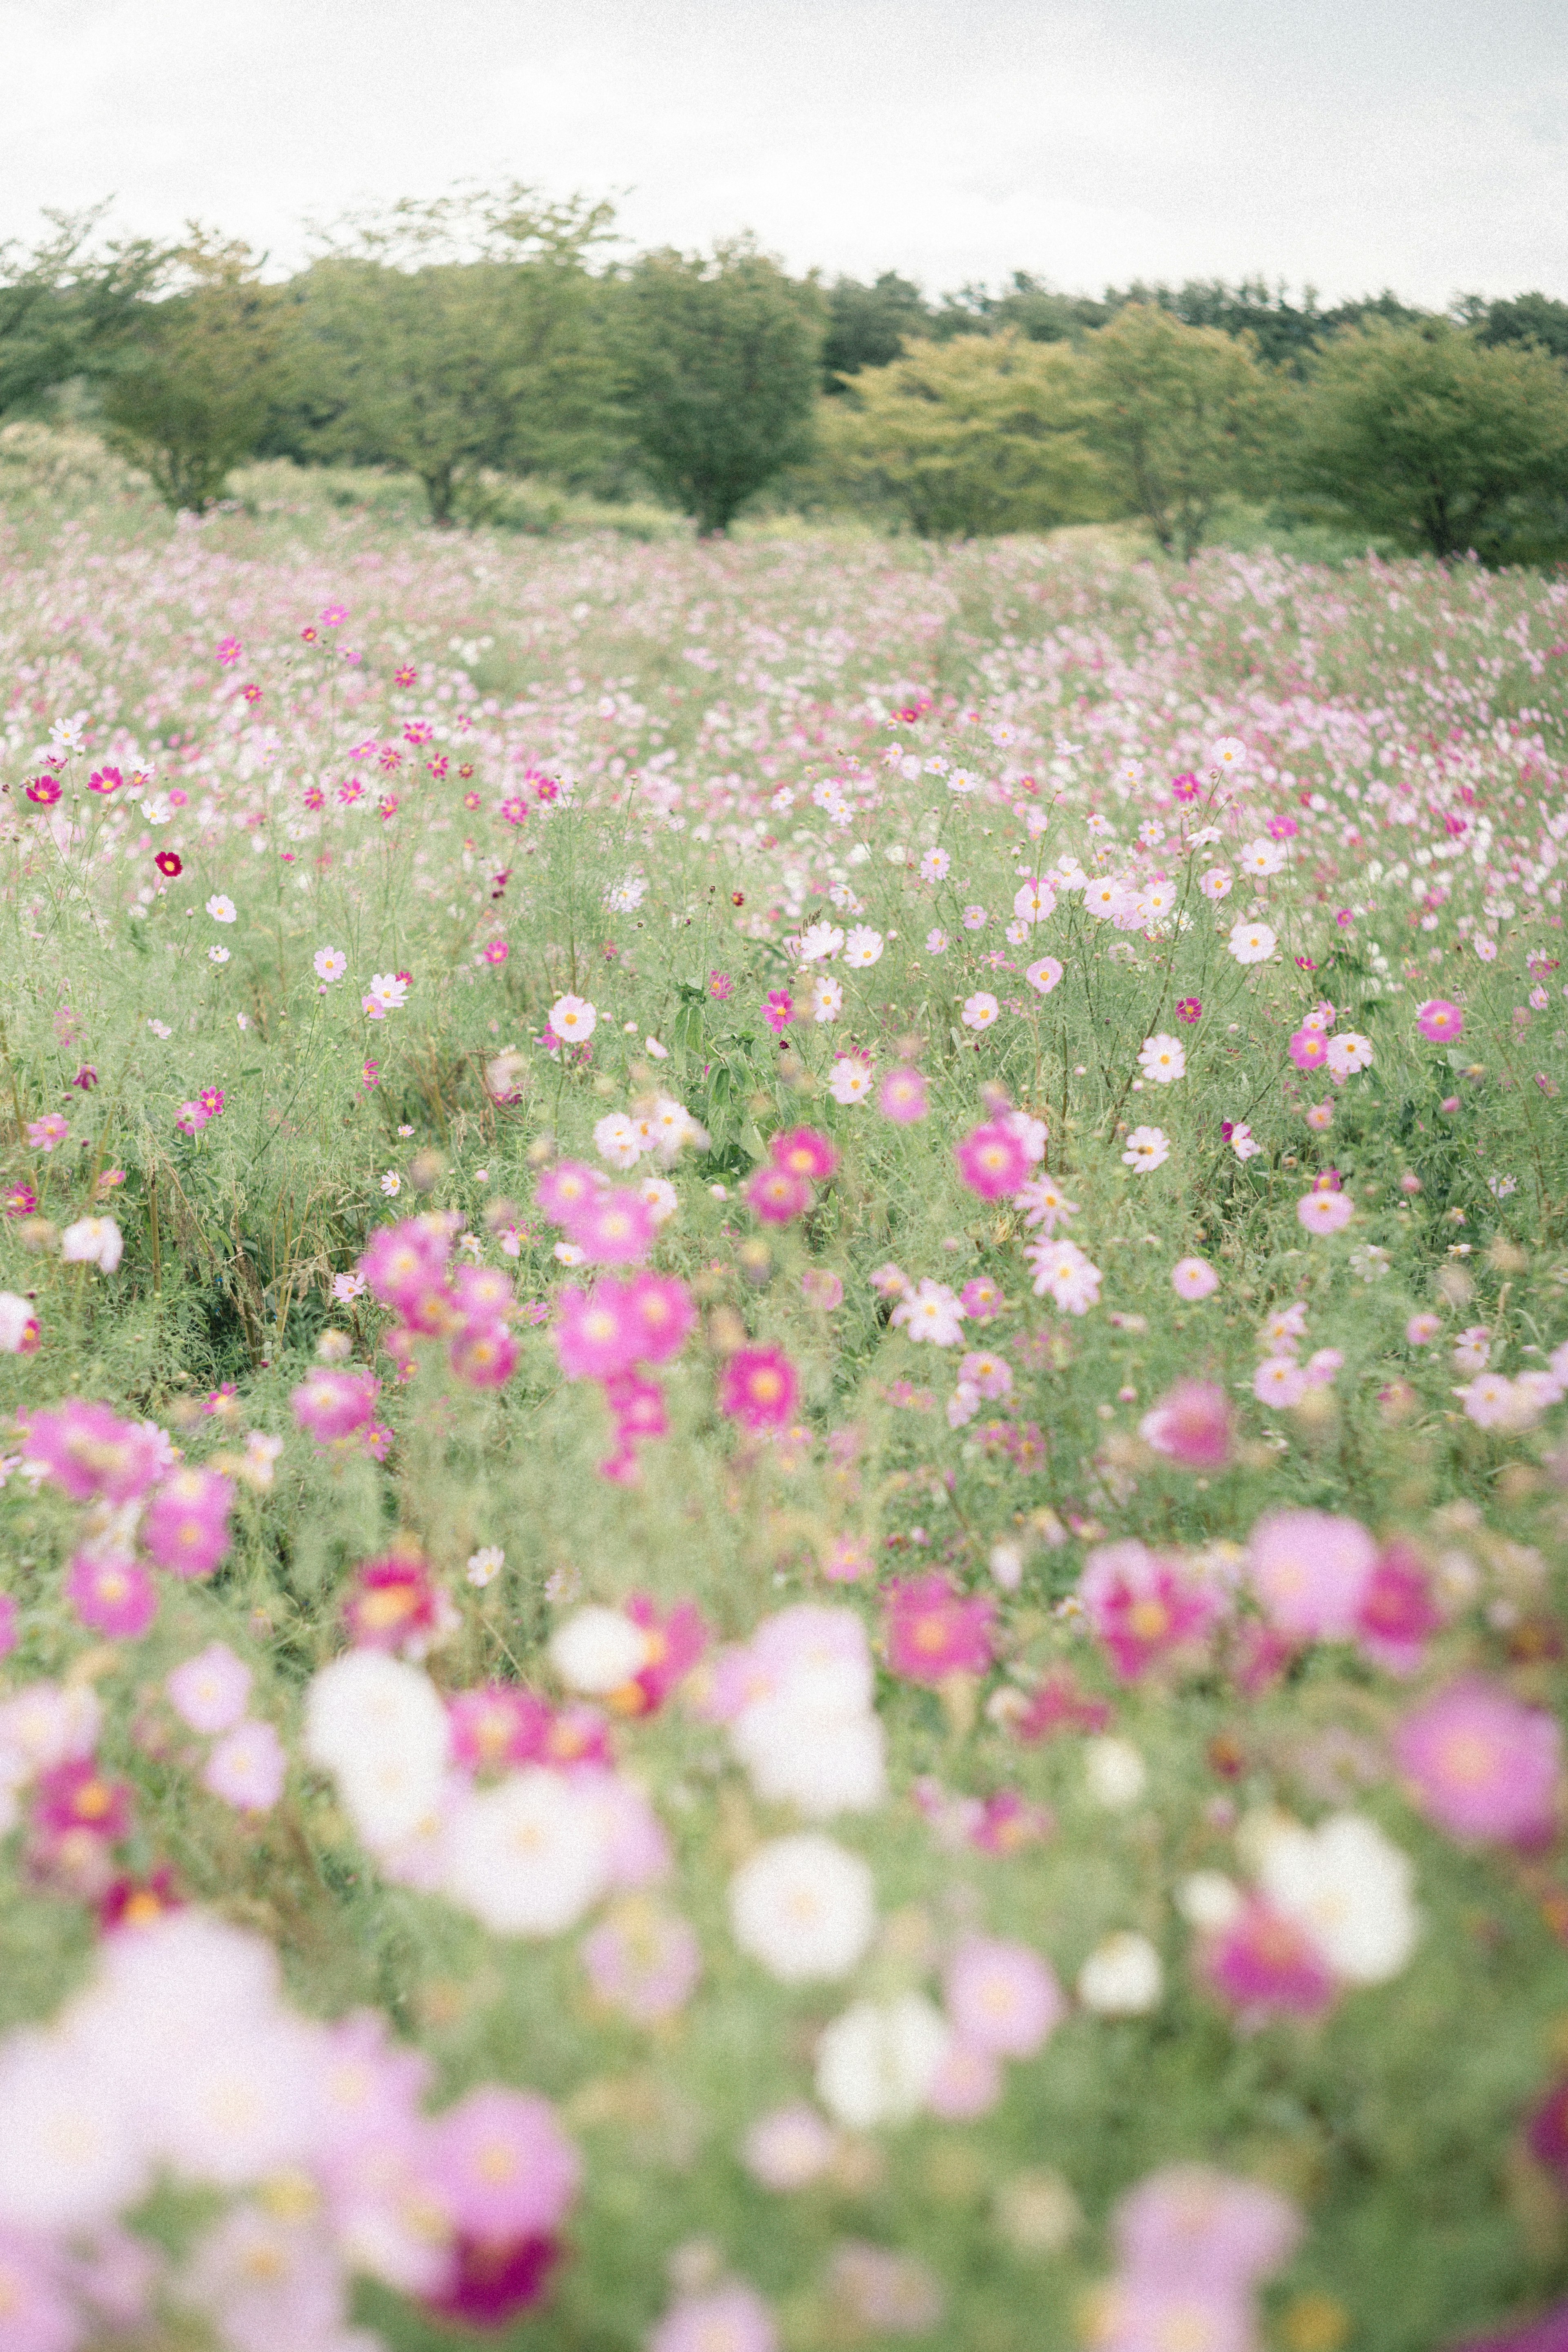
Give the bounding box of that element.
[1138,1379,1233,1469]
[1354,1542,1440,1675]
[33,1759,133,1843]
[565,1187,656,1266]
[884,1572,996,1682]
[718,1345,799,1430]
[620,1594,709,1714]
[140,1468,234,1578]
[1176,998,1202,1023]
[1079,1541,1223,1681]
[1393,1677,1561,1847]
[449,1684,553,1773]
[954,1121,1031,1201]
[23,1401,167,1503]
[1200,1898,1338,2022]
[291,1366,380,1443]
[1288,1026,1330,1071]
[622,1272,696,1366]
[744,1164,813,1224]
[1012,1670,1112,1742]
[555,1281,642,1381]
[359,1218,452,1309]
[535,1159,605,1224]
[604,1370,668,1443]
[423,2235,561,2330]
[763,990,795,1032]
[769,1126,838,1180]
[65,1550,158,1639]
[344,1550,439,1651]
[449,1321,519,1387]
[24,775,62,806]
[1417,998,1464,1043]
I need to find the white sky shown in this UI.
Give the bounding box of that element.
[2,0,1565,303]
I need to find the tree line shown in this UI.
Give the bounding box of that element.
[4,189,1568,560]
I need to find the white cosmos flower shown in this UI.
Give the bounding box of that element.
[729,1835,876,1983]
[798,922,844,964]
[1325,1031,1373,1077]
[1076,1931,1163,2014]
[1227,920,1277,966]
[842,926,884,967]
[829,1057,875,1105]
[1254,1813,1419,1984]
[1241,837,1286,877]
[1121,1126,1170,1172]
[304,1653,450,1850]
[0,2034,145,2229]
[60,1217,123,1272]
[815,1995,951,2127]
[548,993,596,1042]
[205,893,238,922]
[443,1768,613,1936]
[1136,1034,1185,1084]
[549,1606,649,1694]
[593,1113,644,1171]
[809,975,844,1023]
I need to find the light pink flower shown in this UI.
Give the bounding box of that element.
[943,1935,1066,2057]
[203,1720,286,1812]
[1171,1257,1219,1301]
[1296,1190,1354,1235]
[1247,1510,1376,1641]
[167,1643,252,1733]
[1139,1381,1233,1470]
[1394,1677,1561,1847]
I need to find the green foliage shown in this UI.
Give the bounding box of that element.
[821,333,1109,538]
[821,271,931,391]
[1290,319,1568,562]
[98,234,292,512]
[1081,303,1283,559]
[617,240,825,533]
[930,271,1111,347]
[273,187,623,523]
[1475,292,1568,363]
[0,206,166,422]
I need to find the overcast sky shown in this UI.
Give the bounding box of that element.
[2,0,1564,303]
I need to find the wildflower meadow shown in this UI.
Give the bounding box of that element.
[4,444,1568,2352]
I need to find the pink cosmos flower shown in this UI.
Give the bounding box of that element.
[1247,1510,1376,1641]
[426,2087,581,2240]
[1139,1380,1233,1470]
[291,1366,380,1443]
[622,1272,696,1365]
[801,1268,844,1311]
[1080,1541,1223,1679]
[824,1535,873,1583]
[884,1572,996,1683]
[566,1187,656,1265]
[449,1684,553,1774]
[764,991,795,1032]
[879,1065,929,1122]
[1393,1677,1561,1847]
[743,2104,837,2190]
[203,1720,286,1812]
[26,1112,69,1152]
[167,1643,252,1733]
[535,1159,605,1225]
[745,1164,813,1224]
[1406,1313,1441,1346]
[1253,1357,1308,1409]
[926,2040,1003,2119]
[33,1757,133,1844]
[1296,1190,1354,1235]
[650,2286,778,2352]
[960,1275,1004,1322]
[449,1321,519,1387]
[1199,1898,1338,2022]
[770,1127,838,1180]
[23,1401,168,1503]
[1171,1257,1219,1301]
[619,1594,708,1714]
[1417,998,1464,1043]
[582,1904,702,2022]
[605,1369,669,1444]
[955,1121,1031,1201]
[1288,1026,1330,1071]
[65,1550,158,1639]
[555,1282,642,1381]
[1112,2163,1301,2291]
[343,1550,439,1652]
[359,1218,452,1307]
[140,1468,234,1579]
[1354,1542,1440,1676]
[944,1935,1066,2056]
[718,1346,799,1430]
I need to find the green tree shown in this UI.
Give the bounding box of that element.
[931,272,1108,347]
[617,242,824,533]
[278,187,619,523]
[1081,303,1281,559]
[821,332,1106,537]
[1475,291,1568,363]
[0,207,167,420]
[1291,318,1568,561]
[98,234,290,511]
[821,272,930,392]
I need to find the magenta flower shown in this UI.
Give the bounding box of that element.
[770,1125,838,1180]
[1247,1510,1376,1642]
[763,990,795,1032]
[1199,1898,1338,2022]
[140,1468,234,1579]
[23,1401,167,1503]
[1138,1380,1233,1470]
[1416,998,1464,1043]
[1080,1541,1223,1680]
[359,1218,452,1308]
[1354,1542,1440,1676]
[744,1163,813,1224]
[344,1551,438,1651]
[65,1550,158,1639]
[604,1369,669,1443]
[291,1365,380,1443]
[1176,997,1202,1024]
[623,1272,696,1366]
[33,1758,133,1843]
[423,2234,562,2330]
[534,1159,604,1225]
[1287,1026,1330,1071]
[717,1345,799,1430]
[884,1572,996,1683]
[555,1281,643,1381]
[879,1066,929,1123]
[449,1321,519,1387]
[1394,1676,1561,1847]
[955,1121,1031,1201]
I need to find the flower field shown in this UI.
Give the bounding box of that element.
[3,449,1568,2352]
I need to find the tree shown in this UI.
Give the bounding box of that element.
[617,242,824,533]
[278,187,620,522]
[1080,305,1281,559]
[0,207,167,420]
[1290,319,1568,561]
[1475,292,1568,363]
[821,332,1106,537]
[98,235,290,511]
[821,272,929,392]
[931,272,1108,347]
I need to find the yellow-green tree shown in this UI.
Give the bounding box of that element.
[99,234,290,512]
[1081,304,1280,558]
[821,333,1106,537]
